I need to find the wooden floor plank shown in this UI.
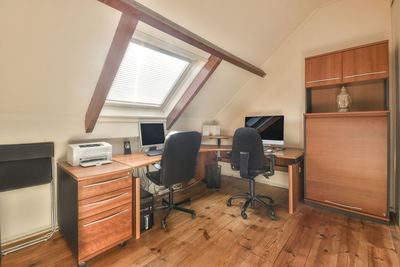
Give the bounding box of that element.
[304,210,346,267]
[272,208,323,266]
[1,176,397,267]
[336,217,369,267]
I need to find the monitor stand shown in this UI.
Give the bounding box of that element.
[148,146,157,152]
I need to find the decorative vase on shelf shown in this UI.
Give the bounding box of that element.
[337,86,352,112]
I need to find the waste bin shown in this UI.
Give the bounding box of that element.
[205,163,221,188]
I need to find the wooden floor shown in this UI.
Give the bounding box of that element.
[3,176,400,267]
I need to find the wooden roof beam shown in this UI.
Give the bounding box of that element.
[167,55,222,129]
[85,13,138,133]
[99,0,266,77]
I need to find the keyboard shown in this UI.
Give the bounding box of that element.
[146,150,163,156]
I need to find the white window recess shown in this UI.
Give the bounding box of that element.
[101,22,209,121]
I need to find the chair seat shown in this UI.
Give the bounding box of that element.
[147,171,161,185]
[232,165,272,178]
[249,165,271,177]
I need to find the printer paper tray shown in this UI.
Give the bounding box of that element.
[80,159,112,168]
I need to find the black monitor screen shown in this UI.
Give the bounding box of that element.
[245,116,284,142]
[140,123,165,146]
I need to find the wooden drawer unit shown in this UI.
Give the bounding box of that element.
[305,52,342,87]
[342,41,389,83]
[57,161,133,266]
[304,112,389,221]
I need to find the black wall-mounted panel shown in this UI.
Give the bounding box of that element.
[0,142,54,192]
[0,142,53,162]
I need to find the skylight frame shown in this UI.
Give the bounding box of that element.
[106,37,193,108]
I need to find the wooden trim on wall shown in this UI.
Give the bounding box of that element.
[85,14,139,133]
[99,0,265,77]
[166,55,222,129]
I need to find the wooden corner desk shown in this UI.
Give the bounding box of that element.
[57,145,303,264]
[113,145,304,239]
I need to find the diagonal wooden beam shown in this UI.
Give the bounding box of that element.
[99,0,266,77]
[85,13,139,133]
[167,55,222,129]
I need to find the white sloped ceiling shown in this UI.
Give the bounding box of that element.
[136,0,340,123]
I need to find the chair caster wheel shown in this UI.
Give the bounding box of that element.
[227,201,231,207]
[119,241,127,247]
[192,213,196,219]
[270,214,276,220]
[161,221,167,229]
[78,262,86,267]
[241,212,248,219]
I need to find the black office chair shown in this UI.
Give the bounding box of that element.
[146,131,202,228]
[227,127,276,220]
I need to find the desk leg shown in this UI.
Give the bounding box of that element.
[288,162,303,214]
[133,177,140,239]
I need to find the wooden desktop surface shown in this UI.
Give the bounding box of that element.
[112,145,304,215]
[57,161,132,181]
[113,145,303,167]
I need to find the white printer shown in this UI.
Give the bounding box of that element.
[67,142,112,167]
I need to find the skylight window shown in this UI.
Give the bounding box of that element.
[107,40,190,106]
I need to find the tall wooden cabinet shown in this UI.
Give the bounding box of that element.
[304,40,390,223]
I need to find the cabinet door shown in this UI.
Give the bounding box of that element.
[305,114,388,218]
[305,52,342,87]
[342,41,388,83]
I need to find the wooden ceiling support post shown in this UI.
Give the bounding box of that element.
[85,13,139,133]
[166,55,222,129]
[99,0,265,77]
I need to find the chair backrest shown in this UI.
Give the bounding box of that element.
[160,131,202,187]
[231,127,265,172]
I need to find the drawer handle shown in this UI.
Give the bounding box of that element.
[83,176,130,188]
[324,200,362,211]
[306,77,340,84]
[344,70,386,79]
[82,192,129,208]
[83,209,129,227]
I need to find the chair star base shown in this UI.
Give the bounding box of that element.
[155,185,196,229]
[227,179,275,220]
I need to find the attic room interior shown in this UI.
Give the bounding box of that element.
[1,0,400,266]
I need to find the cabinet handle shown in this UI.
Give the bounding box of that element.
[324,200,362,210]
[344,70,386,79]
[83,209,129,227]
[82,192,129,208]
[306,77,340,84]
[83,175,130,188]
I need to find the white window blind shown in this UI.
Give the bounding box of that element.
[107,41,190,106]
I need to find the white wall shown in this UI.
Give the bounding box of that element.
[210,0,392,189]
[0,0,123,243]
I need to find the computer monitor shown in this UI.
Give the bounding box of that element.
[245,116,284,146]
[139,122,166,149]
